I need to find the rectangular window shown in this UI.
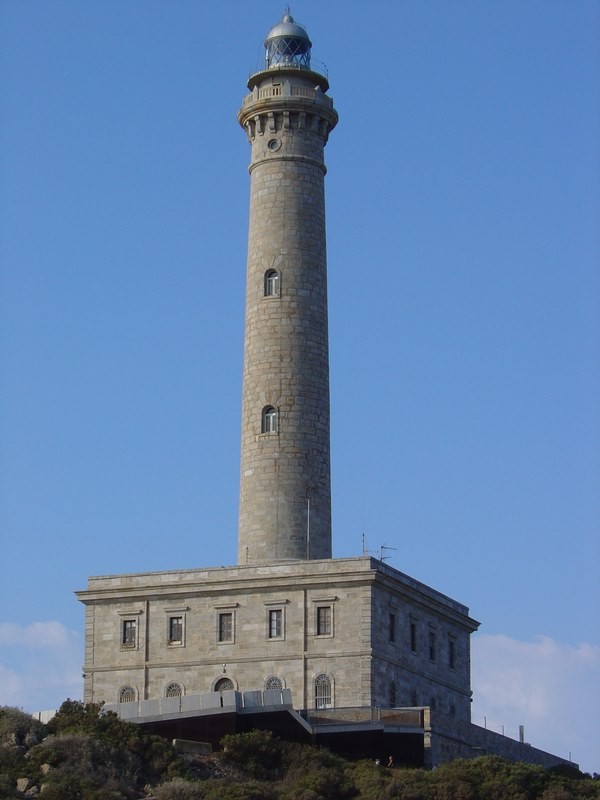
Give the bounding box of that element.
[389,612,396,643]
[122,619,137,648]
[448,638,456,669]
[316,605,332,636]
[429,630,437,662]
[168,616,183,645]
[218,612,233,642]
[410,621,417,653]
[268,609,282,639]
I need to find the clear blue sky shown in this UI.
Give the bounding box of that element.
[1,0,599,773]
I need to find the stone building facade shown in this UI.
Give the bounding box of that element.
[77,557,478,721]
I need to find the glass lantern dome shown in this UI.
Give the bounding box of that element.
[264,12,312,70]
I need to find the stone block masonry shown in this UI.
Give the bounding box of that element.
[237,68,338,565]
[77,557,478,723]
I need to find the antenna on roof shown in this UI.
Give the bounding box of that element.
[379,544,397,562]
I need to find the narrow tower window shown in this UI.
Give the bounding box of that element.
[264,269,280,296]
[262,406,278,433]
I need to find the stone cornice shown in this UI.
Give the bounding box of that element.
[76,557,479,633]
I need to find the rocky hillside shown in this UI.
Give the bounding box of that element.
[0,702,598,799]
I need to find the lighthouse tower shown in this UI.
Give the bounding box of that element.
[78,15,484,752]
[237,13,338,565]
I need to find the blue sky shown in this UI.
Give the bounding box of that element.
[1,0,599,773]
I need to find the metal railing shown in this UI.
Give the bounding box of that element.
[307,706,426,729]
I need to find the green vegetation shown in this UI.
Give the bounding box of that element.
[0,704,598,799]
[0,702,187,799]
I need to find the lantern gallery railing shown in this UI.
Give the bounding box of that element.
[241,81,334,109]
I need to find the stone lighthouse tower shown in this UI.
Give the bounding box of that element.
[237,13,338,565]
[78,16,485,751]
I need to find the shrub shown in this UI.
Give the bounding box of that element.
[38,772,89,800]
[348,759,392,800]
[387,767,434,800]
[47,700,136,747]
[278,742,354,800]
[0,772,19,797]
[202,781,278,800]
[154,777,205,800]
[37,700,189,792]
[84,790,129,800]
[280,740,346,779]
[221,729,284,781]
[281,766,354,800]
[0,706,45,746]
[540,789,575,800]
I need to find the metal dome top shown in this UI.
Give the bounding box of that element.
[264,13,312,47]
[264,11,312,70]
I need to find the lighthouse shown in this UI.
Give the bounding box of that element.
[78,15,483,758]
[237,13,338,565]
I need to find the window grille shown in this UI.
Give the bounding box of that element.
[265,676,283,691]
[119,686,136,703]
[315,674,332,709]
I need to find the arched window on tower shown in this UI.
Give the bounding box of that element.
[315,674,332,709]
[264,269,280,297]
[262,406,278,434]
